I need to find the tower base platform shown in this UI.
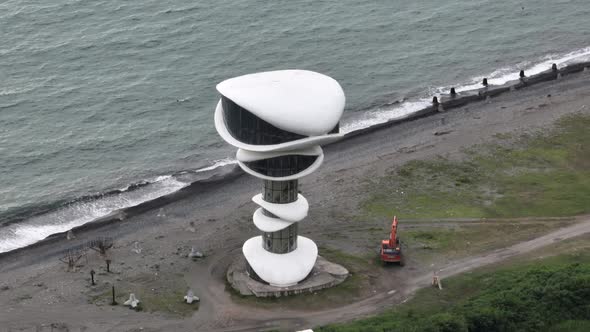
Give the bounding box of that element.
[227,255,349,297]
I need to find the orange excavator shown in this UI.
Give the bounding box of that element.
[380,216,403,265]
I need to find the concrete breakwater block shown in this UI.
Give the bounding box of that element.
[227,255,349,297]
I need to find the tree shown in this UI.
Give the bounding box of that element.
[59,245,87,271]
[88,237,114,272]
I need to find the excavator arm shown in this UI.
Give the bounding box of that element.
[389,216,398,248]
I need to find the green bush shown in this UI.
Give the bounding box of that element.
[426,312,467,332]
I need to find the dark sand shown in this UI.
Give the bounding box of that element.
[1,69,590,332]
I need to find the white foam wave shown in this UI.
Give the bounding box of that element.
[341,99,432,134]
[0,176,188,253]
[194,158,237,173]
[118,185,131,191]
[450,46,590,94]
[153,175,173,182]
[342,46,590,134]
[0,79,46,96]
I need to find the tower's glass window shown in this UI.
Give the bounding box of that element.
[263,180,298,204]
[262,223,298,254]
[246,155,317,178]
[222,97,307,145]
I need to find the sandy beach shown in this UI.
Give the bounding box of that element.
[1,68,590,332]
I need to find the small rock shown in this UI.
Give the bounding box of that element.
[66,230,75,240]
[188,247,204,259]
[132,242,142,254]
[434,130,453,136]
[187,221,196,233]
[0,285,10,291]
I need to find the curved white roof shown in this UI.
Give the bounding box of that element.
[216,70,345,136]
[243,236,318,287]
[252,193,308,222]
[214,101,343,152]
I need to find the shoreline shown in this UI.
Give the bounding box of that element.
[340,60,590,140]
[0,165,243,260]
[1,59,589,258]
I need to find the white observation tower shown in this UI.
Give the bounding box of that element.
[214,69,345,287]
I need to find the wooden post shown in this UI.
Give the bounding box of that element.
[90,269,95,285]
[111,286,117,305]
[432,272,443,290]
[106,259,111,273]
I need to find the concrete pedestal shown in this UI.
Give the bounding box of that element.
[227,255,349,297]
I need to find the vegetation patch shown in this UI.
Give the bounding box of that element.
[89,273,197,317]
[317,240,590,332]
[400,220,572,262]
[363,113,590,219]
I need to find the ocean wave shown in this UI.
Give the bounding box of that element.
[440,46,590,94]
[194,158,238,173]
[341,46,590,134]
[0,175,188,253]
[0,78,48,96]
[0,174,179,228]
[341,99,432,134]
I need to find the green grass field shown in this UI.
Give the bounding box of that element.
[318,235,590,332]
[363,113,590,219]
[319,113,590,331]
